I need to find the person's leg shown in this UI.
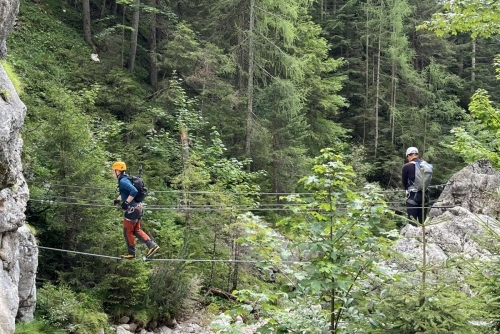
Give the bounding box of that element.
[131,220,160,258]
[132,220,155,248]
[122,219,136,257]
[406,203,421,226]
[126,205,159,258]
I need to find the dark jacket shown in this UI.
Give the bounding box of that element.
[402,157,429,205]
[402,158,422,190]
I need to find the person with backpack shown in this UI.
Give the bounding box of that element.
[402,147,433,225]
[112,161,160,260]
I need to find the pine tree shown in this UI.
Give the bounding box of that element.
[253,79,309,194]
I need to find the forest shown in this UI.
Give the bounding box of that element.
[8,0,500,333]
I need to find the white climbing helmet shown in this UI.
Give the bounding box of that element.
[406,147,419,157]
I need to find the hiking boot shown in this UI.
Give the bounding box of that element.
[146,245,160,259]
[121,254,135,260]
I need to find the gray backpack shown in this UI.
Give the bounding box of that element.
[409,160,433,192]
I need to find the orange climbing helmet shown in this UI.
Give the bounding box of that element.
[112,161,127,171]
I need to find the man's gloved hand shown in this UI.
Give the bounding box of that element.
[113,199,121,206]
[121,201,130,211]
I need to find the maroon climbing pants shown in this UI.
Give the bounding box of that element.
[123,219,150,255]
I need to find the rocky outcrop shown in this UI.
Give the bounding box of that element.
[16,225,37,322]
[0,0,18,58]
[0,1,37,334]
[429,159,500,220]
[394,159,500,274]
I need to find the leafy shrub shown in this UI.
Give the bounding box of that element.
[36,283,108,334]
[149,262,203,320]
[99,260,150,318]
[257,296,329,334]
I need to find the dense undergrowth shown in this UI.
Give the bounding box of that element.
[8,1,276,332]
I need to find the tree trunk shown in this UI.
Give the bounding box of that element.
[180,126,190,197]
[148,0,158,90]
[320,0,323,21]
[245,0,255,162]
[128,0,141,72]
[111,0,118,15]
[471,38,476,83]
[364,1,370,147]
[209,222,218,287]
[374,24,382,158]
[420,217,427,298]
[208,287,237,300]
[82,0,96,51]
[100,0,107,18]
[237,10,246,91]
[391,61,396,144]
[330,285,336,333]
[120,5,126,67]
[231,240,240,291]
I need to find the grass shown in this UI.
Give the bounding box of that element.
[15,320,66,334]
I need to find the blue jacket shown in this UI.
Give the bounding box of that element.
[118,173,138,204]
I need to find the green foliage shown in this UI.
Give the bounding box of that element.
[256,297,329,334]
[277,148,394,331]
[419,0,500,38]
[98,261,151,317]
[10,0,500,328]
[160,22,202,75]
[361,279,478,333]
[151,76,265,293]
[211,313,248,334]
[469,89,500,130]
[417,0,500,170]
[14,320,67,334]
[253,79,310,193]
[215,149,396,333]
[447,89,500,167]
[36,283,108,334]
[149,262,202,320]
[463,216,500,332]
[22,84,117,283]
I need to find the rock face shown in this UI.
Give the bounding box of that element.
[0,1,37,334]
[430,159,500,220]
[0,0,18,58]
[395,159,500,273]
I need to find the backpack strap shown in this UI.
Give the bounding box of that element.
[407,161,420,192]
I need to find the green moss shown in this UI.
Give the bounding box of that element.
[25,223,37,236]
[0,60,23,95]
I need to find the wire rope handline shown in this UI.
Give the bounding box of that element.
[26,198,455,212]
[35,245,309,264]
[26,181,449,196]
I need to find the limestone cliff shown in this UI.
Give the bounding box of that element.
[0,1,37,334]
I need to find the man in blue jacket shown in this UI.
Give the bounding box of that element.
[112,161,159,259]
